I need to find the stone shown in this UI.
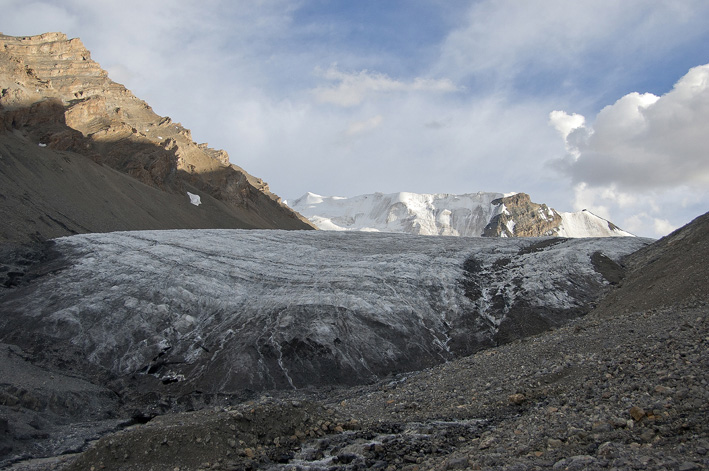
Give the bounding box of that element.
[678,462,700,471]
[483,193,563,237]
[629,406,646,421]
[508,393,526,405]
[444,457,469,469]
[547,438,563,448]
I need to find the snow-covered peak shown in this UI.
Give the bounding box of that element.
[290,191,633,238]
[557,210,634,237]
[290,191,514,236]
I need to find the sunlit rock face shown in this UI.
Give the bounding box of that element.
[0,230,650,392]
[0,32,313,243]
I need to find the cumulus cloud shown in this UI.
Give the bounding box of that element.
[550,64,709,236]
[549,110,585,141]
[552,64,709,190]
[312,65,459,107]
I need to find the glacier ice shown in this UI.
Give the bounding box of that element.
[0,229,650,392]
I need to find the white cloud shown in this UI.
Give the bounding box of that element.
[312,65,459,107]
[549,110,585,141]
[568,183,701,238]
[623,213,677,237]
[0,1,78,35]
[435,0,709,93]
[549,64,709,237]
[346,115,383,136]
[553,64,709,190]
[653,218,677,236]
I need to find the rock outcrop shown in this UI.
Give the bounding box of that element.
[0,32,314,242]
[482,193,561,237]
[482,193,632,237]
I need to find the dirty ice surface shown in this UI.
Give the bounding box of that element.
[1,230,650,391]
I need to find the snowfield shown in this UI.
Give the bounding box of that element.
[289,191,511,235]
[558,210,634,237]
[289,191,633,237]
[0,229,650,392]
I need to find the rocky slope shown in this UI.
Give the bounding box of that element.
[0,32,314,243]
[482,193,631,238]
[289,191,632,238]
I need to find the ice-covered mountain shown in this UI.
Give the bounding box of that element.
[0,230,648,395]
[289,191,633,238]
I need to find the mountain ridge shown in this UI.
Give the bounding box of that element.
[0,32,314,242]
[290,191,633,238]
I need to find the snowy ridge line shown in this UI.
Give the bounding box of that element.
[289,191,633,238]
[289,191,511,236]
[557,209,634,238]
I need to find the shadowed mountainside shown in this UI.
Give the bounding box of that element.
[593,211,709,315]
[0,32,314,243]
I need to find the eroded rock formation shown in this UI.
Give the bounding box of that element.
[0,32,314,242]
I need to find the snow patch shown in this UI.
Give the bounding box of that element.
[505,219,516,235]
[187,192,201,206]
[557,210,634,238]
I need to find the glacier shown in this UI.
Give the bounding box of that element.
[0,229,650,393]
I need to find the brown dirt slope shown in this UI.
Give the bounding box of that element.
[594,210,709,315]
[0,32,314,243]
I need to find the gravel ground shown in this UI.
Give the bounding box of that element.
[50,301,707,471]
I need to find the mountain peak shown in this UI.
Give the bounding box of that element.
[290,190,633,238]
[0,32,314,242]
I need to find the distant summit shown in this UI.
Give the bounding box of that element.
[290,191,633,238]
[0,32,314,243]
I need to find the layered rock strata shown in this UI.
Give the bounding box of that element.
[0,32,314,242]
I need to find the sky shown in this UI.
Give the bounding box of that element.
[2,0,708,237]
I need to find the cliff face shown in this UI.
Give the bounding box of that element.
[0,32,314,242]
[482,193,632,238]
[482,193,562,237]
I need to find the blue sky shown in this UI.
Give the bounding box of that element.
[2,0,708,237]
